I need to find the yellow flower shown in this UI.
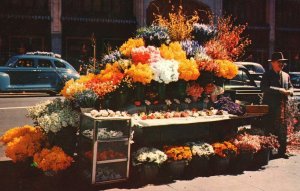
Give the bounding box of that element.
[60,79,87,99]
[119,38,144,57]
[178,59,200,81]
[126,63,153,85]
[215,60,238,79]
[160,42,186,61]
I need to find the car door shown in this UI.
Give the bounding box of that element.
[36,58,60,88]
[6,58,37,88]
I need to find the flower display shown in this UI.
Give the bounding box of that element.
[97,62,124,85]
[119,38,144,57]
[259,134,280,150]
[233,133,261,153]
[85,78,117,98]
[204,83,216,95]
[192,23,217,45]
[180,40,201,58]
[178,59,200,81]
[195,51,220,73]
[33,146,73,172]
[73,90,99,108]
[101,50,121,65]
[136,25,170,46]
[159,42,186,61]
[60,79,87,99]
[187,142,215,159]
[126,63,153,85]
[214,59,238,79]
[131,46,151,64]
[132,147,168,166]
[186,82,204,100]
[214,96,245,116]
[212,141,237,158]
[150,59,179,84]
[0,126,45,162]
[163,146,192,161]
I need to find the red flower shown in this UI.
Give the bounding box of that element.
[134,101,141,106]
[153,100,159,105]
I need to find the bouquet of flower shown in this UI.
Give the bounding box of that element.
[0,125,45,162]
[187,142,214,159]
[85,78,117,98]
[150,59,179,84]
[136,25,170,47]
[186,82,204,100]
[259,134,280,150]
[73,90,99,108]
[215,59,238,79]
[180,40,201,58]
[195,50,220,73]
[126,63,153,85]
[192,23,217,45]
[160,42,187,61]
[132,147,168,166]
[101,50,121,65]
[119,38,144,57]
[212,141,237,158]
[232,133,261,153]
[33,146,73,172]
[214,96,245,116]
[97,62,124,85]
[178,59,200,81]
[163,146,192,161]
[131,46,151,64]
[60,79,87,99]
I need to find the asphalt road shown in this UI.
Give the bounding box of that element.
[0,93,61,135]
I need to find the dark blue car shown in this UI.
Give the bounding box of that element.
[0,52,80,95]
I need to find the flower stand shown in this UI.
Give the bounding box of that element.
[232,151,254,172]
[137,163,159,183]
[187,156,209,176]
[210,156,230,174]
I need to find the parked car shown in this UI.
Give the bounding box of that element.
[0,52,80,95]
[235,62,265,87]
[289,72,300,88]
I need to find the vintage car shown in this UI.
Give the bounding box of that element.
[235,61,265,87]
[0,52,80,95]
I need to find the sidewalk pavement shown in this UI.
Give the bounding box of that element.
[1,153,299,191]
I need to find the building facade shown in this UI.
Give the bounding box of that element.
[0,0,299,71]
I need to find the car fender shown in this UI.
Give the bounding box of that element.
[0,72,10,91]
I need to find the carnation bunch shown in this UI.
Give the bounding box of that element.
[150,59,179,84]
[259,134,280,150]
[232,133,261,153]
[212,141,237,158]
[33,146,73,172]
[85,78,117,98]
[163,146,192,161]
[132,147,168,166]
[187,142,214,159]
[131,46,151,64]
[119,38,144,57]
[97,62,124,85]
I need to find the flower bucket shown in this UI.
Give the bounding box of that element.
[177,80,187,99]
[135,83,145,101]
[187,156,209,175]
[166,160,187,178]
[232,151,254,172]
[138,163,159,183]
[210,156,230,174]
[253,148,270,167]
[80,107,94,113]
[158,83,166,101]
[114,91,129,108]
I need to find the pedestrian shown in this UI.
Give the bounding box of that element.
[261,52,293,157]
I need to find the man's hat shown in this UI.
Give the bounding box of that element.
[268,52,288,62]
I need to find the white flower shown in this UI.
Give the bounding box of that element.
[188,142,214,158]
[185,98,192,104]
[165,99,172,106]
[174,99,180,104]
[150,59,179,84]
[145,100,151,106]
[133,147,167,166]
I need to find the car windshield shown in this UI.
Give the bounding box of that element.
[5,57,18,67]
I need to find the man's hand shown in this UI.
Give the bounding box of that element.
[279,88,292,96]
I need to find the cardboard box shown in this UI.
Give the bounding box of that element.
[245,105,269,114]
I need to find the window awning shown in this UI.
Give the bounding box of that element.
[61,16,136,24]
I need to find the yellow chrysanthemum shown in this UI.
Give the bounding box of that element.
[160,42,186,61]
[119,38,145,57]
[178,59,200,81]
[126,63,153,85]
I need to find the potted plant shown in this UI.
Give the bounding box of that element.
[73,90,99,113]
[232,133,261,171]
[254,134,280,166]
[211,141,237,174]
[163,146,192,178]
[132,147,167,183]
[186,142,214,175]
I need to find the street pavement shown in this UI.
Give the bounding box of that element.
[0,93,61,160]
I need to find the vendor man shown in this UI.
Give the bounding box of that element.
[261,52,293,157]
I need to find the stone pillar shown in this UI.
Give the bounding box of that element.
[267,0,275,61]
[50,0,62,54]
[200,0,222,17]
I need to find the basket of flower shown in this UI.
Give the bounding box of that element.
[211,141,237,174]
[132,147,167,183]
[163,146,192,178]
[186,142,214,175]
[232,133,261,171]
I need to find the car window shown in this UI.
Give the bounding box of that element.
[6,57,18,67]
[54,61,66,68]
[16,59,34,68]
[38,59,53,68]
[227,70,251,86]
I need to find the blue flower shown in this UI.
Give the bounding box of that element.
[192,23,218,45]
[101,50,121,65]
[136,25,170,46]
[180,40,204,58]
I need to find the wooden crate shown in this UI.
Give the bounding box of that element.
[245,105,269,114]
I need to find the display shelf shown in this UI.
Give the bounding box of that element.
[97,158,128,164]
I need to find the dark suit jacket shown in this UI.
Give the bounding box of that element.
[260,70,293,109]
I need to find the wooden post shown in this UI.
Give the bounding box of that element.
[91,33,96,71]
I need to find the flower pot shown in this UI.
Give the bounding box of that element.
[177,80,187,99]
[80,107,94,113]
[166,160,187,178]
[210,156,230,174]
[158,83,166,101]
[253,148,270,167]
[135,83,145,101]
[187,156,209,175]
[233,151,254,171]
[138,163,160,183]
[114,91,129,108]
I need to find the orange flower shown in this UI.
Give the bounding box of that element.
[159,42,186,61]
[212,141,237,158]
[163,146,192,161]
[178,59,200,81]
[215,59,238,79]
[126,63,153,85]
[119,38,145,57]
[33,146,73,172]
[97,63,124,85]
[60,79,87,99]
